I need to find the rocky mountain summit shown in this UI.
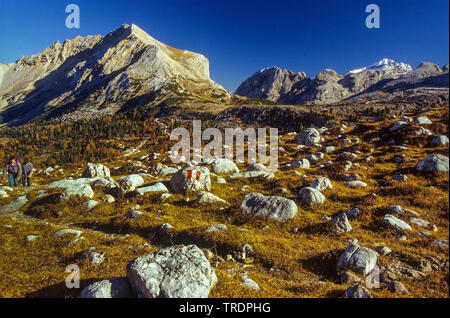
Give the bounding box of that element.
[235,59,449,105]
[0,24,229,126]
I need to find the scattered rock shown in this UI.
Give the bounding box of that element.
[342,284,372,298]
[59,184,94,201]
[342,208,361,219]
[152,163,178,176]
[342,173,361,182]
[82,163,110,178]
[415,155,449,173]
[0,195,29,215]
[246,163,268,172]
[337,243,378,275]
[241,193,297,221]
[84,200,98,211]
[295,128,321,146]
[390,174,408,182]
[331,213,353,233]
[382,214,412,232]
[409,217,430,228]
[126,245,217,298]
[92,177,118,189]
[387,281,409,295]
[310,177,332,191]
[299,187,325,208]
[196,192,227,205]
[291,159,310,169]
[117,174,145,192]
[375,246,392,255]
[80,277,134,298]
[205,224,228,233]
[415,116,432,125]
[390,121,410,132]
[429,135,449,147]
[216,177,226,184]
[432,239,449,250]
[170,167,211,194]
[340,271,361,284]
[241,276,260,291]
[211,158,239,174]
[135,182,169,195]
[25,235,39,243]
[53,229,82,245]
[101,194,116,203]
[345,181,367,188]
[125,210,143,219]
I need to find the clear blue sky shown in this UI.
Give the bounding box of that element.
[0,0,448,91]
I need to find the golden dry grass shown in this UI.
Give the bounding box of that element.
[0,106,448,298]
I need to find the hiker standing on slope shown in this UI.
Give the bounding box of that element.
[21,157,34,187]
[3,156,21,187]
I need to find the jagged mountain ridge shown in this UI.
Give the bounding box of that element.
[0,24,229,126]
[235,59,449,105]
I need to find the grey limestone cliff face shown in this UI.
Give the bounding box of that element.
[235,67,307,101]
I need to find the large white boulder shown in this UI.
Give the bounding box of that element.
[291,159,310,169]
[415,116,432,125]
[82,163,110,178]
[196,192,227,205]
[59,184,94,201]
[240,193,297,222]
[126,245,217,298]
[92,177,118,189]
[299,187,325,208]
[170,167,211,194]
[382,214,412,232]
[429,135,449,147]
[117,174,145,192]
[211,158,239,174]
[310,177,332,192]
[337,243,378,275]
[294,128,321,146]
[152,163,178,176]
[416,155,449,173]
[135,182,169,195]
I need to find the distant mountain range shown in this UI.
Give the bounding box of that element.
[235,59,449,105]
[0,24,448,127]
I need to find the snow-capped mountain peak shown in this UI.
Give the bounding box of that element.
[349,58,412,76]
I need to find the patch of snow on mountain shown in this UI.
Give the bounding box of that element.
[349,58,412,76]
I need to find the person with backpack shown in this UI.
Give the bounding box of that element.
[3,156,20,187]
[21,157,34,187]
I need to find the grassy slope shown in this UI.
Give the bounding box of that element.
[0,106,448,298]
